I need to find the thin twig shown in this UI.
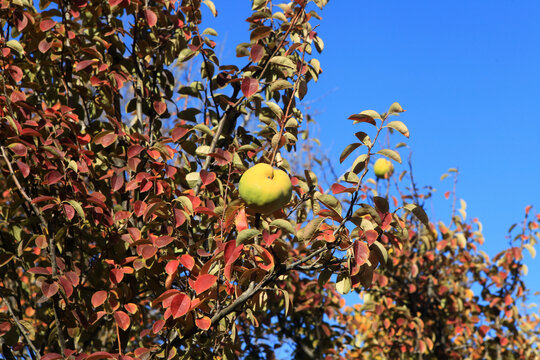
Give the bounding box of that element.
[1,296,40,360]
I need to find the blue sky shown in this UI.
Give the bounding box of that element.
[206,1,540,295]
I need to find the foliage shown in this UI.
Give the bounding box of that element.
[0,0,538,359]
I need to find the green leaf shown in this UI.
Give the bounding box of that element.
[524,244,536,259]
[318,268,332,287]
[373,196,389,213]
[351,154,368,174]
[317,194,342,217]
[265,101,283,118]
[388,102,405,115]
[370,240,388,266]
[335,272,352,294]
[270,219,295,235]
[203,0,217,16]
[385,121,410,138]
[202,27,218,36]
[354,132,372,147]
[339,143,361,163]
[377,149,402,163]
[6,40,25,55]
[269,79,293,92]
[66,200,85,220]
[351,204,382,226]
[403,203,430,227]
[269,56,295,69]
[298,217,327,242]
[236,229,261,246]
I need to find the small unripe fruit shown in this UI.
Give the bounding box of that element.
[239,163,292,214]
[373,158,394,179]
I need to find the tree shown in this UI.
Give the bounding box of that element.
[0,0,538,359]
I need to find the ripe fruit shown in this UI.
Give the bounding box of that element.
[238,163,292,214]
[373,158,394,179]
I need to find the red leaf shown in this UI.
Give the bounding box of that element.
[27,267,51,275]
[147,149,160,160]
[124,303,138,314]
[128,144,144,158]
[38,39,52,53]
[235,207,248,232]
[92,290,108,307]
[63,203,75,220]
[192,274,217,295]
[170,293,191,318]
[155,235,174,248]
[140,245,157,259]
[97,132,117,147]
[133,200,147,217]
[8,65,23,82]
[144,9,157,27]
[166,260,180,275]
[180,254,195,270]
[9,143,27,156]
[365,230,378,245]
[153,100,166,115]
[111,173,124,191]
[16,12,29,32]
[348,114,377,126]
[75,59,97,72]
[353,240,370,266]
[172,127,189,141]
[114,311,130,331]
[195,316,211,330]
[250,44,264,63]
[35,235,48,249]
[241,77,259,98]
[254,245,274,271]
[58,276,73,298]
[174,208,186,228]
[110,268,124,284]
[152,319,165,334]
[86,352,115,360]
[224,240,242,266]
[41,354,63,360]
[40,19,57,32]
[200,170,216,187]
[45,170,63,185]
[41,281,59,298]
[16,160,30,178]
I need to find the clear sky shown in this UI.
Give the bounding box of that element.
[207,1,540,294]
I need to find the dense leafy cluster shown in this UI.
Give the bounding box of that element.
[1,0,538,359]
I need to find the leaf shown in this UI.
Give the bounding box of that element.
[236,229,261,246]
[114,311,130,331]
[66,200,85,220]
[403,203,430,227]
[266,101,283,118]
[241,77,259,98]
[63,203,75,220]
[144,9,157,27]
[339,143,361,163]
[196,316,212,330]
[269,79,292,92]
[317,194,342,218]
[335,272,352,295]
[298,217,328,242]
[524,244,536,259]
[110,268,124,284]
[75,59,98,72]
[388,102,405,114]
[153,100,166,115]
[170,293,191,318]
[370,241,388,266]
[40,19,56,32]
[180,254,195,270]
[373,196,389,213]
[353,240,370,267]
[192,274,217,295]
[269,56,296,69]
[250,44,264,63]
[6,40,24,55]
[203,0,217,16]
[348,113,376,126]
[270,219,295,234]
[41,281,59,298]
[376,149,402,163]
[385,121,410,138]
